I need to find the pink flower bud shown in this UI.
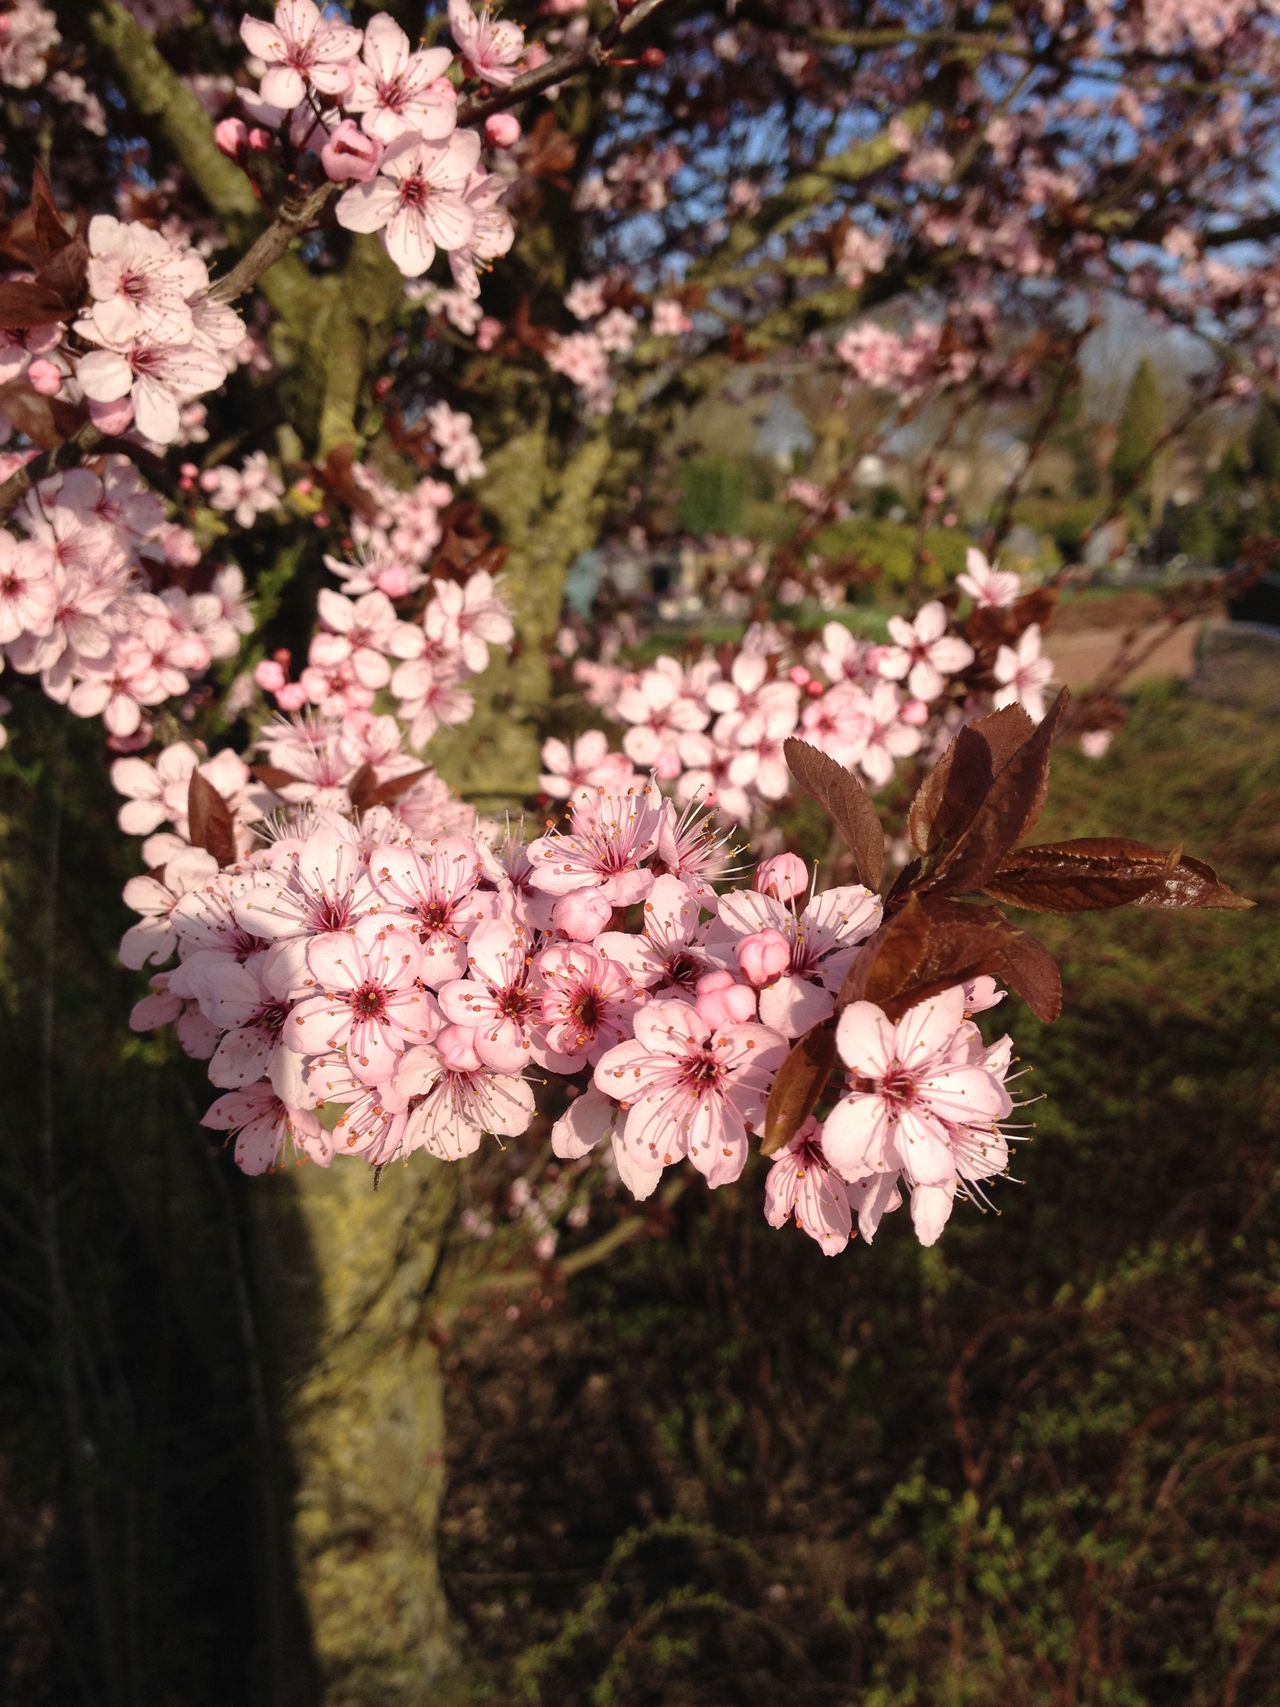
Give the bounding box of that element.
[254,659,287,694]
[276,682,308,712]
[476,315,501,351]
[215,117,249,160]
[694,970,757,1028]
[788,665,811,687]
[27,358,62,396]
[552,888,612,942]
[485,113,520,149]
[246,127,273,153]
[87,394,134,434]
[735,928,792,988]
[373,563,412,599]
[437,1024,482,1073]
[754,853,808,902]
[321,119,383,183]
[900,698,928,726]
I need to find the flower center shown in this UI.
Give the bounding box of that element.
[352,984,386,1019]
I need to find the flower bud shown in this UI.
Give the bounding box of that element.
[788,665,811,687]
[27,358,62,396]
[552,888,612,942]
[476,315,501,351]
[735,927,791,988]
[484,113,520,149]
[321,119,383,183]
[900,697,928,726]
[87,394,134,434]
[215,117,249,160]
[694,970,757,1028]
[754,853,808,902]
[246,127,273,152]
[254,659,287,694]
[276,681,308,711]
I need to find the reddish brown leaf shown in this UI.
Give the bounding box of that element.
[347,763,378,812]
[361,766,430,810]
[839,893,1062,1024]
[761,1021,836,1157]
[919,690,1069,898]
[0,380,68,448]
[0,279,71,330]
[906,702,1035,859]
[251,764,299,792]
[36,237,87,308]
[984,837,1253,913]
[188,771,238,868]
[30,167,76,260]
[992,928,1062,1021]
[783,737,884,891]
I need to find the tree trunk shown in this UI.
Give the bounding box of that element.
[250,1161,465,1706]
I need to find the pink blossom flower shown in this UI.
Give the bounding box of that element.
[708,885,882,1038]
[857,682,923,789]
[369,837,496,983]
[285,915,440,1084]
[993,624,1054,721]
[346,13,456,143]
[202,1083,329,1175]
[763,1117,854,1255]
[385,1032,535,1160]
[537,943,638,1066]
[821,989,1014,1245]
[335,129,481,278]
[423,569,511,671]
[309,588,398,689]
[597,873,709,994]
[594,997,786,1188]
[616,660,709,777]
[120,846,220,969]
[957,547,1020,608]
[436,917,548,1070]
[66,641,163,737]
[239,0,362,110]
[527,781,665,907]
[448,0,524,86]
[550,1085,664,1201]
[539,729,635,799]
[0,531,55,644]
[111,743,199,836]
[82,215,203,345]
[76,331,227,446]
[878,601,975,701]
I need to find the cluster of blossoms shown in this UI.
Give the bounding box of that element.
[255,565,512,747]
[72,216,247,445]
[555,550,1052,828]
[0,460,252,746]
[836,317,975,403]
[117,755,1022,1253]
[0,214,247,450]
[545,278,657,415]
[237,0,519,287]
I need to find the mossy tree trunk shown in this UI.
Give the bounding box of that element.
[249,1163,464,1706]
[89,18,623,1693]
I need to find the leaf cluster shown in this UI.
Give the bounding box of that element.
[763,690,1249,1154]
